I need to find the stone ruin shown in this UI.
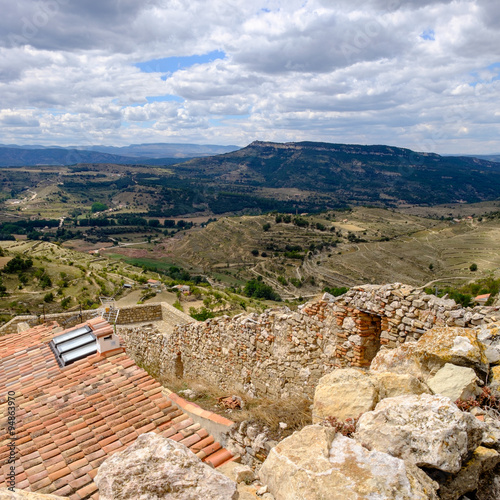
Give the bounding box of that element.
[119,283,500,400]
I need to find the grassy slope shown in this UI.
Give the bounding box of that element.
[159,207,500,295]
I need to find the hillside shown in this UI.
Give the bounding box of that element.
[149,207,500,298]
[179,141,500,206]
[0,143,240,166]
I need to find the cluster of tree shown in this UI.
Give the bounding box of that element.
[243,278,281,301]
[2,255,33,273]
[323,286,349,297]
[0,219,59,236]
[78,216,193,230]
[91,202,108,213]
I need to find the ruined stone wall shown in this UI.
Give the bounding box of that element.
[144,283,495,399]
[0,301,191,335]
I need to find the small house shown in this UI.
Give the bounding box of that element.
[172,284,191,294]
[474,293,491,306]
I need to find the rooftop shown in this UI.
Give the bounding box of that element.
[0,319,233,499]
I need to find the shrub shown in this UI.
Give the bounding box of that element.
[44,292,54,303]
[91,202,108,213]
[470,263,478,272]
[243,279,281,301]
[322,416,359,437]
[189,307,215,321]
[455,387,500,413]
[3,255,33,273]
[173,300,184,312]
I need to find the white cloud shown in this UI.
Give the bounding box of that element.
[0,0,498,153]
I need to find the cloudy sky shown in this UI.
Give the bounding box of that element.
[0,0,499,153]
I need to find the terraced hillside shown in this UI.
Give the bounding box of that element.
[151,207,500,298]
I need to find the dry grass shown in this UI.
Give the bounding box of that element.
[157,372,312,438]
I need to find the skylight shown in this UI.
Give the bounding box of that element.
[49,325,97,367]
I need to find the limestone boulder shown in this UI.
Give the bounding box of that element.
[312,368,378,423]
[370,327,489,379]
[354,394,484,473]
[95,432,238,500]
[369,344,425,379]
[481,413,500,450]
[0,491,68,500]
[477,323,500,365]
[372,372,431,400]
[258,425,438,500]
[414,326,489,374]
[217,461,254,484]
[427,363,481,401]
[434,446,500,500]
[489,365,500,394]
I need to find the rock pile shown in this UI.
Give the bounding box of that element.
[264,320,500,500]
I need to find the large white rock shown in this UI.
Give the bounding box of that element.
[370,344,425,379]
[258,425,438,500]
[0,491,68,500]
[354,394,484,473]
[372,372,431,400]
[312,368,378,423]
[477,323,500,365]
[371,326,489,379]
[489,365,500,394]
[95,433,238,500]
[427,363,481,401]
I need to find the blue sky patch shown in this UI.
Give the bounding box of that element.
[135,50,225,76]
[469,62,500,87]
[146,95,184,103]
[420,29,435,41]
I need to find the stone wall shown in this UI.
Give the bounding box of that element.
[119,283,499,400]
[0,301,192,335]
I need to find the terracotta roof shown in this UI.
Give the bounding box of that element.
[0,319,234,499]
[475,293,491,300]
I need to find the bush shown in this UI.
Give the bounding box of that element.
[243,279,281,301]
[91,202,108,213]
[44,292,54,303]
[173,300,184,312]
[251,249,259,256]
[3,255,33,273]
[189,307,215,321]
[470,263,478,272]
[262,223,271,232]
[323,286,349,297]
[322,416,359,437]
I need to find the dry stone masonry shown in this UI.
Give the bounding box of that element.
[117,283,500,400]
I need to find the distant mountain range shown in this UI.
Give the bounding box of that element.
[0,143,240,166]
[3,139,500,207]
[177,141,500,205]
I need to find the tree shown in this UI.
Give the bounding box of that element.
[470,263,478,272]
[243,279,281,301]
[262,223,271,232]
[91,202,108,213]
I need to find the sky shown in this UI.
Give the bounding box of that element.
[0,0,499,154]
